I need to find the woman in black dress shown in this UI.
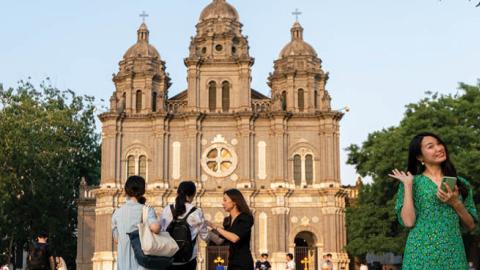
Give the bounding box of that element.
[207,189,254,270]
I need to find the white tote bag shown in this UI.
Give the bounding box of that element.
[138,205,179,257]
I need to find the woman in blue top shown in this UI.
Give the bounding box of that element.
[112,176,161,270]
[392,132,478,269]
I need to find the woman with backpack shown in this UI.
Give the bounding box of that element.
[160,181,209,270]
[207,189,254,270]
[112,175,161,270]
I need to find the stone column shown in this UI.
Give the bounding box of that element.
[152,122,166,188]
[91,189,120,270]
[270,203,290,270]
[236,114,252,188]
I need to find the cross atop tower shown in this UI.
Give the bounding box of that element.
[292,8,302,22]
[139,11,149,23]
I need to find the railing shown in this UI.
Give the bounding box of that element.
[252,99,272,113]
[79,177,95,200]
[166,100,187,114]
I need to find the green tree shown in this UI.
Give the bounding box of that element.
[345,81,480,258]
[0,79,100,267]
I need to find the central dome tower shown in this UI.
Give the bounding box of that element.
[184,0,254,112]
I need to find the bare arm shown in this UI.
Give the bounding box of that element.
[215,227,240,243]
[452,201,476,231]
[49,256,55,270]
[401,183,416,227]
[438,185,476,231]
[149,223,161,234]
[390,169,416,227]
[205,220,240,243]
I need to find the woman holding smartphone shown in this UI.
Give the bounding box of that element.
[391,132,477,269]
[206,189,254,270]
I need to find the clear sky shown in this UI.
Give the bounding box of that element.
[1,0,479,185]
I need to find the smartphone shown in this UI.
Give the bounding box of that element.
[441,176,457,192]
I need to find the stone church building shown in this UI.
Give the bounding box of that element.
[76,0,351,269]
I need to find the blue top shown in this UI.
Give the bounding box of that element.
[112,198,159,270]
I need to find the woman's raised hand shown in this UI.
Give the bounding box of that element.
[389,169,414,186]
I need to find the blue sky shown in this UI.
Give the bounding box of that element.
[1,0,479,185]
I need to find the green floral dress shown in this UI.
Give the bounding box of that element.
[395,175,478,270]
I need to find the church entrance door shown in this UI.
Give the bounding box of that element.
[294,231,318,270]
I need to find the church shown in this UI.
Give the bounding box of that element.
[76,0,351,269]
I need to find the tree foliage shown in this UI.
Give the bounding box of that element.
[345,81,480,258]
[0,79,100,266]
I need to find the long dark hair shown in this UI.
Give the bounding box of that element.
[407,132,467,199]
[125,175,146,204]
[173,181,197,217]
[224,189,252,216]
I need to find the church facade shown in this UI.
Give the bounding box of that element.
[76,1,350,269]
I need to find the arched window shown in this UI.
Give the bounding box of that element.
[281,91,287,111]
[294,155,301,186]
[152,92,157,112]
[127,155,135,177]
[314,90,318,109]
[208,81,217,112]
[305,154,313,185]
[136,90,142,113]
[222,81,230,112]
[298,89,304,112]
[139,155,147,179]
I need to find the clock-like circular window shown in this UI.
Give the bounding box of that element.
[201,144,238,178]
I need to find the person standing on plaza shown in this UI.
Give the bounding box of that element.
[285,253,295,270]
[160,181,209,270]
[255,253,272,270]
[27,230,55,270]
[207,189,254,270]
[112,175,161,270]
[392,132,478,269]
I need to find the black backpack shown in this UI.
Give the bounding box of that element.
[166,205,197,263]
[27,243,49,270]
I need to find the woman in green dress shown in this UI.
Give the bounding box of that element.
[391,132,477,270]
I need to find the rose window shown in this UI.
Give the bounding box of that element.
[201,144,238,178]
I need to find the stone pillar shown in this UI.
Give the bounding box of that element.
[271,114,288,187]
[184,115,199,181]
[99,116,119,187]
[236,114,252,188]
[92,188,120,270]
[152,121,166,188]
[76,185,96,270]
[270,206,290,270]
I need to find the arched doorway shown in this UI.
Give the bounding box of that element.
[294,231,318,270]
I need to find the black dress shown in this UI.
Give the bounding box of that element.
[223,213,254,270]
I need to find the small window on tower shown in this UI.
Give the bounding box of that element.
[209,81,217,112]
[139,156,147,179]
[215,44,223,52]
[202,47,207,54]
[298,89,304,112]
[294,155,301,186]
[222,81,230,112]
[152,92,157,112]
[136,90,142,113]
[127,156,135,177]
